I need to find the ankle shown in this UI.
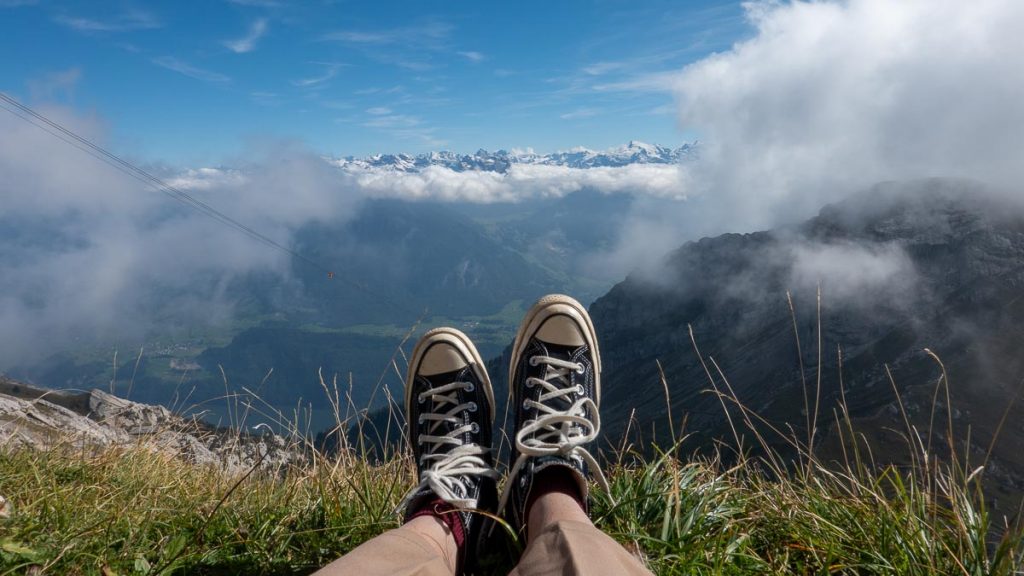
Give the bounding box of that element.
[524,468,589,539]
[525,467,585,513]
[406,498,466,570]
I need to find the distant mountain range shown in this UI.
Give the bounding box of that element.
[331,141,696,173]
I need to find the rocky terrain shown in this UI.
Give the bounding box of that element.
[0,376,306,474]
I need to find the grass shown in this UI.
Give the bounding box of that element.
[2,295,1023,575]
[2,405,1022,575]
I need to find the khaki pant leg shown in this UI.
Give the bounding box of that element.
[313,528,454,576]
[508,520,654,576]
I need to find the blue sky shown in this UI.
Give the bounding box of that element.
[0,0,750,165]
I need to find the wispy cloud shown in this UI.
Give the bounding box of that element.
[560,107,602,120]
[362,114,422,129]
[54,9,160,32]
[582,61,625,76]
[250,91,280,106]
[152,57,230,84]
[324,30,394,44]
[224,18,268,54]
[592,70,681,94]
[227,0,281,6]
[290,63,342,88]
[458,51,485,63]
[346,109,445,148]
[322,21,452,47]
[354,85,404,96]
[27,68,82,101]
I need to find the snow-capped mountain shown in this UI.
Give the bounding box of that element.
[332,141,696,173]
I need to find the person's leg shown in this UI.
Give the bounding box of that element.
[499,295,653,576]
[314,328,500,576]
[509,478,653,576]
[314,516,457,576]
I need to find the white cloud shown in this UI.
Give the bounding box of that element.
[362,114,422,129]
[458,51,485,63]
[337,162,686,203]
[582,61,625,76]
[674,0,1024,231]
[291,64,341,87]
[322,22,452,47]
[54,10,160,32]
[227,0,281,6]
[152,57,230,83]
[602,0,1024,276]
[560,107,602,120]
[0,107,364,369]
[365,107,391,115]
[224,18,268,54]
[788,241,917,305]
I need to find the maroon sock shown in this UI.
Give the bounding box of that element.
[525,466,587,518]
[406,498,466,564]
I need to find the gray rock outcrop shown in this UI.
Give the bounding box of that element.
[0,376,306,474]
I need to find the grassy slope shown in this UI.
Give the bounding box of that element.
[1,417,1022,575]
[2,312,1022,575]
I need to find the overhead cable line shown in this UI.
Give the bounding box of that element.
[0,92,419,317]
[0,91,328,273]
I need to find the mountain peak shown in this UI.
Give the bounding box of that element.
[332,141,697,174]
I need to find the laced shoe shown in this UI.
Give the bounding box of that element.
[497,294,611,534]
[397,327,500,571]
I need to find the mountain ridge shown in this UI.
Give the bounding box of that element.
[587,178,1024,506]
[331,140,696,173]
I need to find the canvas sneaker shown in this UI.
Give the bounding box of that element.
[497,294,611,533]
[398,327,500,570]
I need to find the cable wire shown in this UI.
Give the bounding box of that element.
[0,91,418,317]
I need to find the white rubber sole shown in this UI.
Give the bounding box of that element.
[405,327,495,418]
[508,294,602,405]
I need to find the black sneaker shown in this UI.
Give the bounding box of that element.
[497,294,611,534]
[398,327,500,571]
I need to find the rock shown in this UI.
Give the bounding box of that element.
[0,376,306,474]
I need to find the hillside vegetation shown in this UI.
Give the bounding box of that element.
[1,372,1021,575]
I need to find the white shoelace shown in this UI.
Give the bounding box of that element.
[398,380,498,512]
[497,354,612,516]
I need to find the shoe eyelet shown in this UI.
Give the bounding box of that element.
[470,422,480,433]
[575,363,585,374]
[522,400,530,411]
[575,384,585,395]
[417,435,424,446]
[418,415,425,424]
[468,401,478,412]
[525,378,534,389]
[528,356,539,366]
[417,394,425,404]
[465,382,475,392]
